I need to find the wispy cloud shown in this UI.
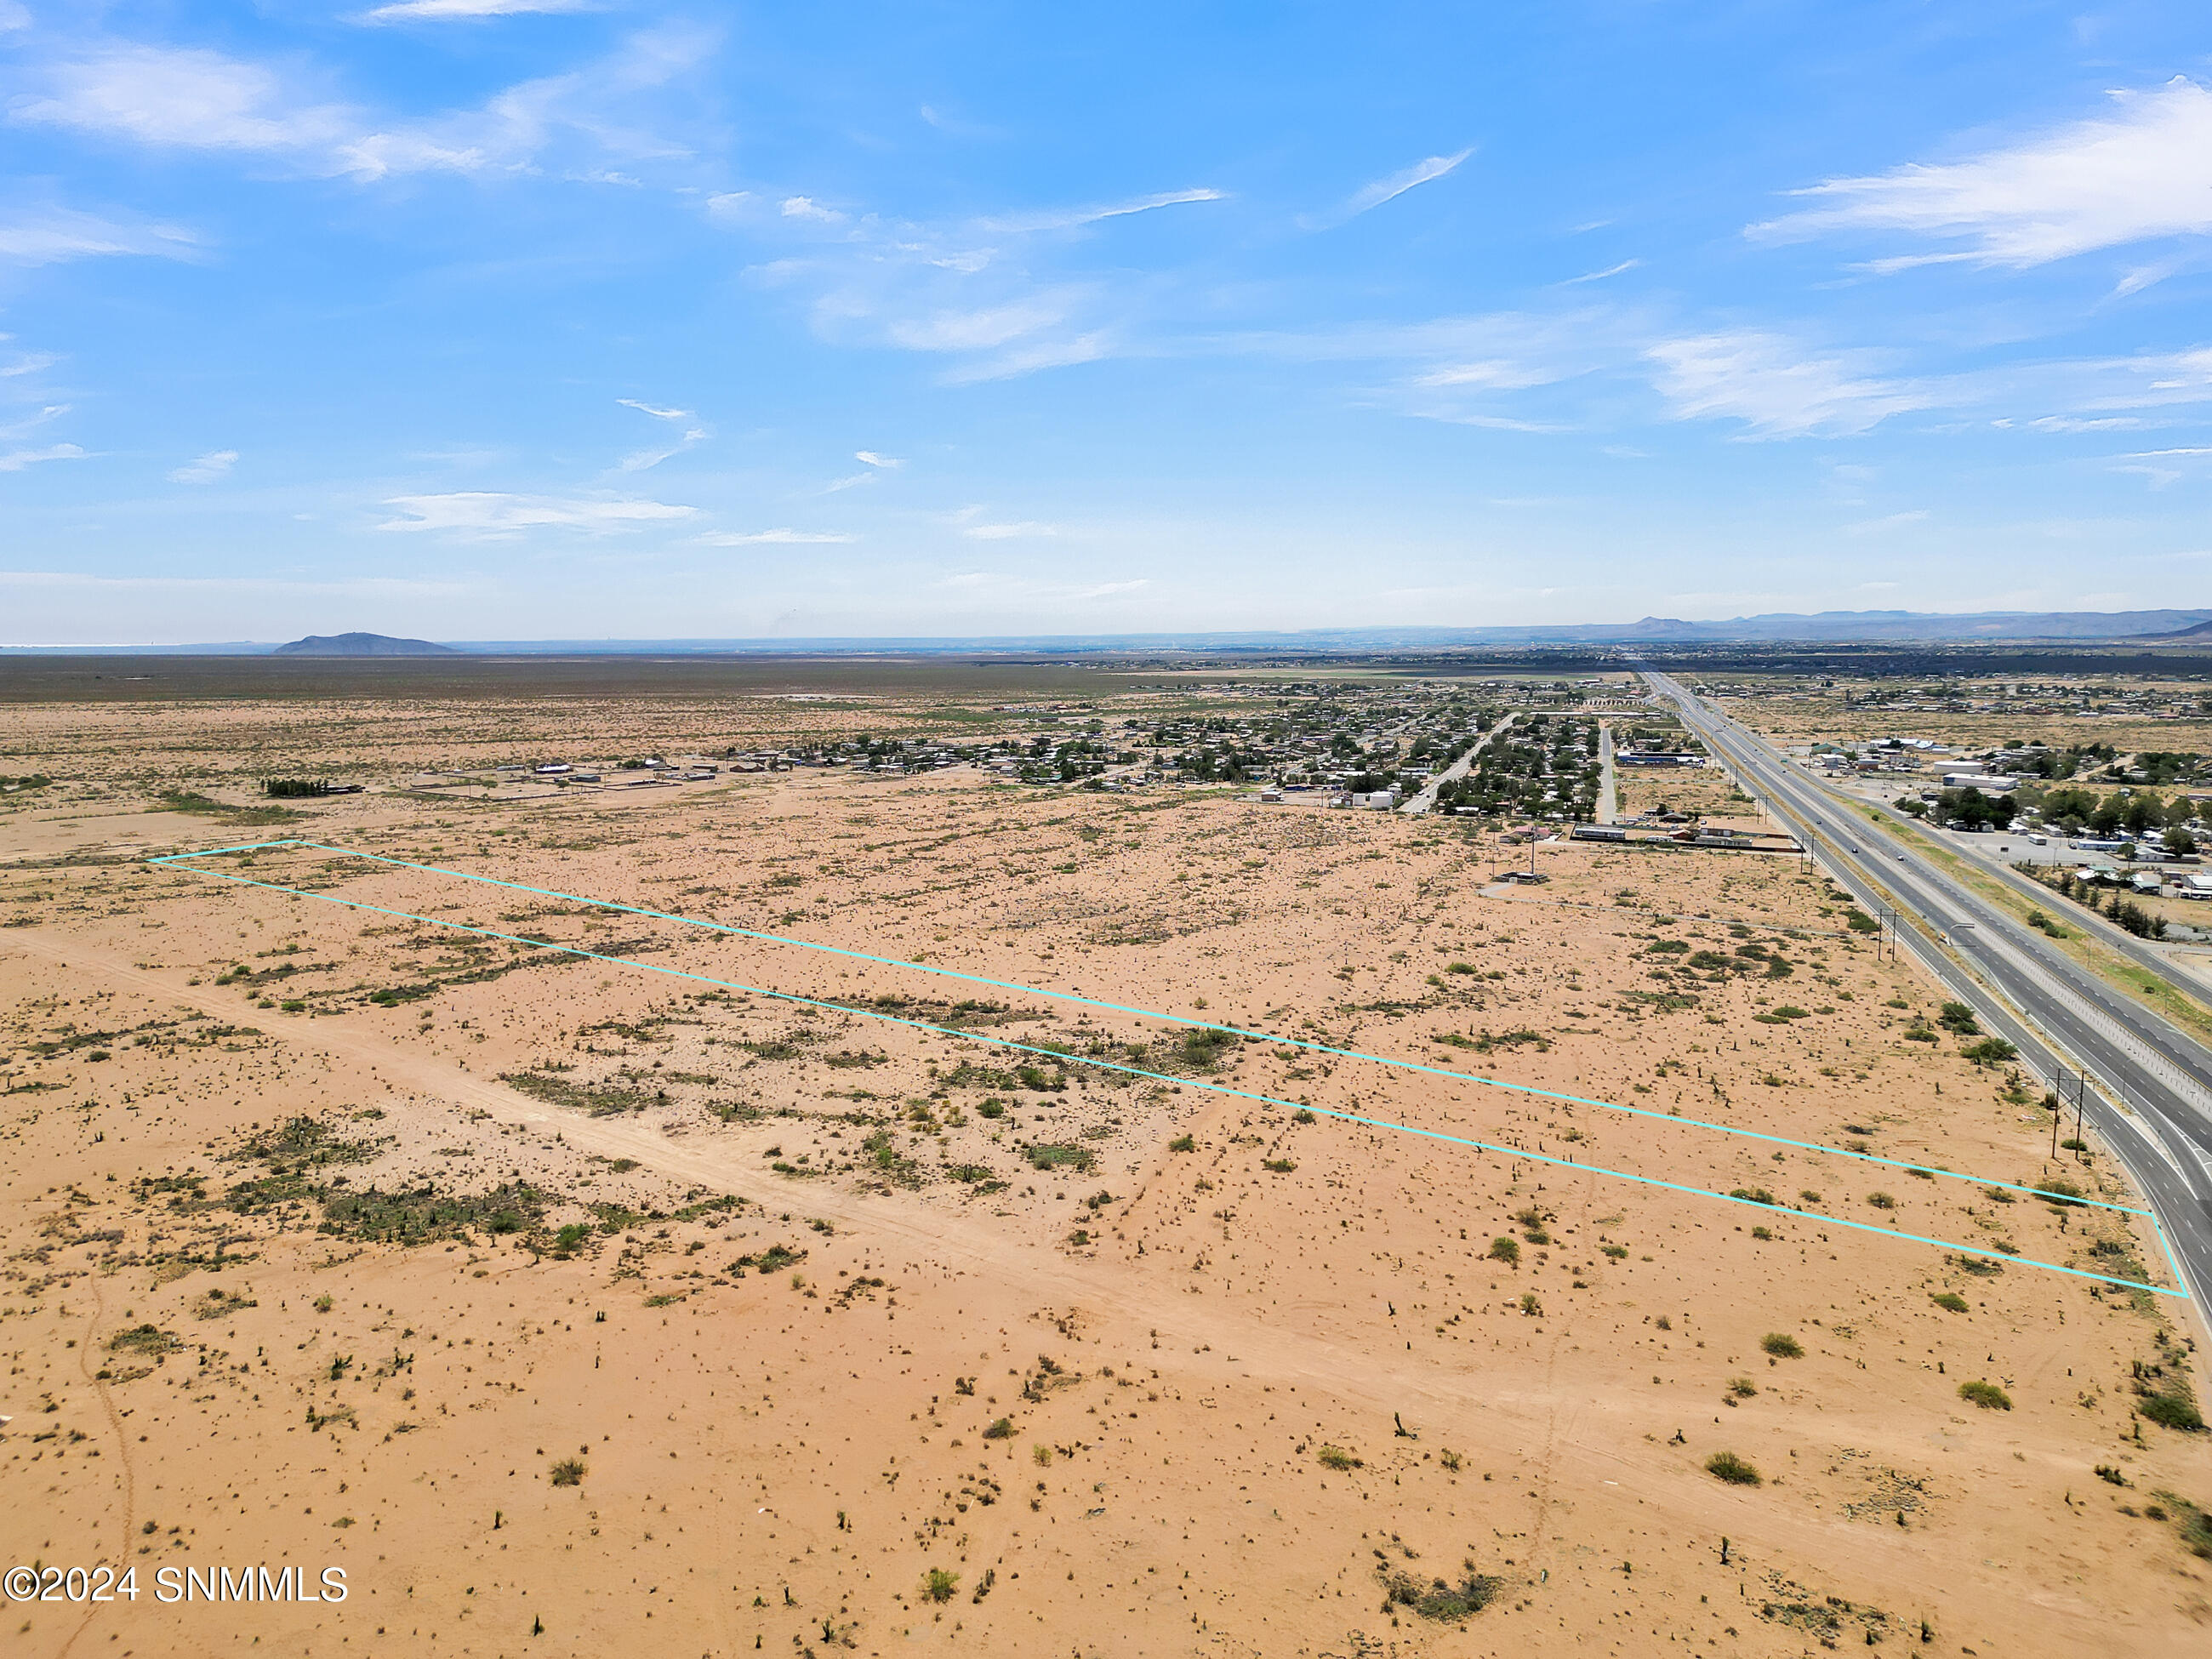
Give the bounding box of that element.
[1750,77,2212,268]
[961,519,1056,540]
[853,450,903,468]
[356,0,591,21]
[378,491,697,537]
[0,203,198,265]
[612,396,704,469]
[1646,331,1932,437]
[721,176,1221,382]
[0,404,68,440]
[618,433,704,471]
[0,570,468,596]
[0,442,88,471]
[1312,148,1472,228]
[168,448,237,483]
[11,29,714,184]
[13,45,356,155]
[1559,258,1639,285]
[976,188,1224,236]
[1843,510,1930,535]
[693,528,855,544]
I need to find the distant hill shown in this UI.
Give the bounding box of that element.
[442,609,2212,651]
[272,632,460,658]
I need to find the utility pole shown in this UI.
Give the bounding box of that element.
[2050,1069,2065,1160]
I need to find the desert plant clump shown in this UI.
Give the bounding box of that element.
[550,1457,586,1486]
[1931,1292,1969,1314]
[1382,1567,1501,1622]
[1761,1332,1804,1359]
[1315,1444,1361,1471]
[2162,1495,2212,1558]
[1706,1451,1761,1485]
[924,1568,960,1604]
[2139,1390,2204,1433]
[1487,1236,1520,1267]
[1958,1380,2012,1411]
[983,1417,1015,1440]
[1866,1192,1896,1210]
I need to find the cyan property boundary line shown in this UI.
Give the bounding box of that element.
[146,839,2186,1299]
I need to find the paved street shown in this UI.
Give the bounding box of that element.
[1645,669,2212,1319]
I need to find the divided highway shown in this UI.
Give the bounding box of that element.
[1641,670,2212,1314]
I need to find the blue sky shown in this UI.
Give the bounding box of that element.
[3,3,2210,642]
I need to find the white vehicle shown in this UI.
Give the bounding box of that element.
[2027,833,2048,846]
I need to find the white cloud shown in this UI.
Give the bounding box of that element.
[0,570,466,595]
[1560,258,1639,285]
[722,179,1215,381]
[693,528,855,544]
[12,29,713,184]
[1411,359,1560,391]
[940,331,1109,385]
[0,442,88,471]
[378,491,697,537]
[1843,510,1930,535]
[618,430,704,471]
[0,204,197,265]
[13,45,356,155]
[1323,148,1473,225]
[976,188,1224,235]
[1751,77,2212,267]
[961,520,1057,540]
[885,301,1069,354]
[356,0,591,20]
[1645,331,1932,436]
[0,404,67,440]
[168,448,237,483]
[613,405,706,470]
[853,450,903,468]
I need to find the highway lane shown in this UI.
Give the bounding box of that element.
[1843,788,2212,1019]
[1641,670,2212,1310]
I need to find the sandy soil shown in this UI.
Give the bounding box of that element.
[3,687,2210,1659]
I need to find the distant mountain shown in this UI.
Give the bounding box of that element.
[271,632,460,658]
[442,609,2212,651]
[17,608,2212,658]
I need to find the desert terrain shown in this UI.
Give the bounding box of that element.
[3,662,2209,1658]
